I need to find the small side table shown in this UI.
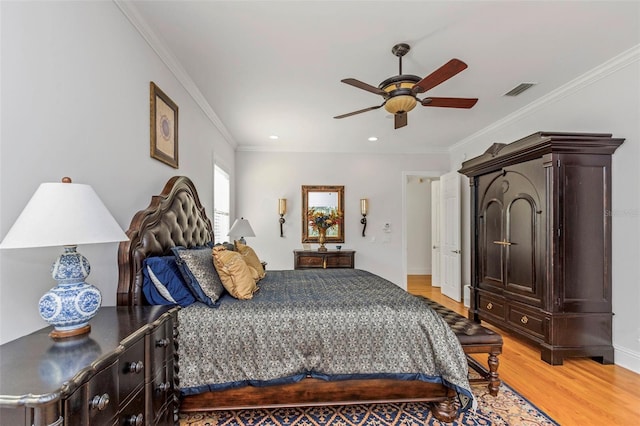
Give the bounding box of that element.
[294,249,355,269]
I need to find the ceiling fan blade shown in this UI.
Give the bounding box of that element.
[421,97,478,108]
[334,103,384,119]
[341,78,388,97]
[412,59,468,94]
[394,112,408,129]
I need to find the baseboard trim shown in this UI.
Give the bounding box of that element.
[407,268,431,275]
[613,344,640,374]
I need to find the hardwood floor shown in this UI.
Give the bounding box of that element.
[407,275,640,425]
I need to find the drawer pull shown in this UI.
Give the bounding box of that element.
[157,381,171,392]
[126,360,144,374]
[90,393,110,411]
[125,413,144,426]
[156,338,170,348]
[486,302,493,310]
[521,315,529,324]
[493,240,512,246]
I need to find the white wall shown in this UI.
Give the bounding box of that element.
[406,176,432,275]
[234,151,449,287]
[0,1,234,344]
[449,48,640,373]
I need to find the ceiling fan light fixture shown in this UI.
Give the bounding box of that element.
[384,95,417,114]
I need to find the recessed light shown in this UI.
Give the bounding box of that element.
[269,135,279,140]
[368,136,378,142]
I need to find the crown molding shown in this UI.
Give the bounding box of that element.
[236,144,450,155]
[113,0,237,149]
[449,44,640,153]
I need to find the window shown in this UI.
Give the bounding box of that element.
[213,165,230,243]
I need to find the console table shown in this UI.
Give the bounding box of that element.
[294,249,355,269]
[0,306,178,426]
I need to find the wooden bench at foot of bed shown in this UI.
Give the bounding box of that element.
[421,297,503,396]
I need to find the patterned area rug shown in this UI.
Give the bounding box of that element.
[178,381,559,425]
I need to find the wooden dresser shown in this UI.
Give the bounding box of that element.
[459,131,624,365]
[0,306,179,425]
[294,249,355,269]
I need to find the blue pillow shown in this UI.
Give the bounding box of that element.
[142,256,196,307]
[172,246,226,308]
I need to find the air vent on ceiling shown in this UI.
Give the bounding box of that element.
[504,82,537,97]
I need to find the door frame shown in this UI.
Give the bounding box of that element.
[431,180,441,287]
[401,170,444,291]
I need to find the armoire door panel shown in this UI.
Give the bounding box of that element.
[480,200,504,288]
[505,196,538,296]
[559,159,611,312]
[502,162,544,304]
[506,202,533,287]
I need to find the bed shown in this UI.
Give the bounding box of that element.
[116,176,475,422]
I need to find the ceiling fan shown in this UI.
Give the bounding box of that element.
[334,43,478,129]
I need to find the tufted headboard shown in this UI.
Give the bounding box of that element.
[117,176,214,306]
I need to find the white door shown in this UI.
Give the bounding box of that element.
[440,171,462,301]
[431,180,441,287]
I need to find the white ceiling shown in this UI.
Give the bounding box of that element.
[123,1,640,154]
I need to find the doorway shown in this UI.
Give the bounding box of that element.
[403,172,462,301]
[402,172,440,291]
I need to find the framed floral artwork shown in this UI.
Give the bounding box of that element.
[150,82,179,168]
[301,185,344,244]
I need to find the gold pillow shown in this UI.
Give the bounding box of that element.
[235,241,266,279]
[212,246,258,299]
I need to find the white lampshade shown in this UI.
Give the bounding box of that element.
[0,181,128,249]
[228,218,255,239]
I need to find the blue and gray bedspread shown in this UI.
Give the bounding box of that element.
[177,268,474,410]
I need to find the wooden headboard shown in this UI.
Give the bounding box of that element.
[117,176,214,306]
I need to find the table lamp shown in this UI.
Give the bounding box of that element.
[0,178,128,339]
[227,217,255,245]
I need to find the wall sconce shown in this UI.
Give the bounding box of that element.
[278,198,286,237]
[360,198,368,237]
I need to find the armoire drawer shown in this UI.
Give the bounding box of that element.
[507,304,545,340]
[477,293,505,320]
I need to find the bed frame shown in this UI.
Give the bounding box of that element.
[116,176,462,422]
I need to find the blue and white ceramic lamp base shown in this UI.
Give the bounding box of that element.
[39,246,102,339]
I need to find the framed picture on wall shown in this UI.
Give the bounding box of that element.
[150,81,179,168]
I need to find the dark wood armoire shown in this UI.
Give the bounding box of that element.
[459,131,624,365]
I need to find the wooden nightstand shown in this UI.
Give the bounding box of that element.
[294,249,355,269]
[0,306,178,426]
